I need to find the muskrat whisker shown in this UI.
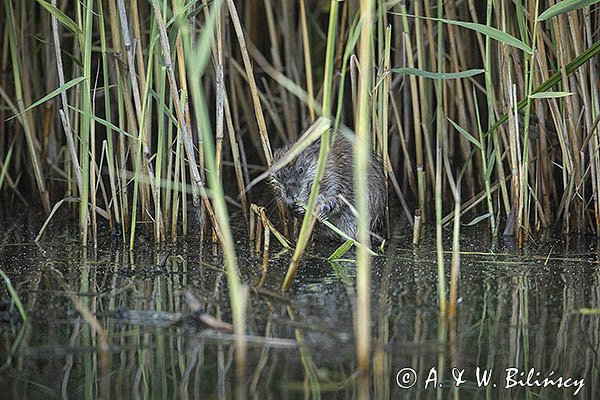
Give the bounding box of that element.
[265,199,286,220]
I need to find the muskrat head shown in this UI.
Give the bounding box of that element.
[268,144,318,217]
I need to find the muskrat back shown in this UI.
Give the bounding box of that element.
[268,135,386,240]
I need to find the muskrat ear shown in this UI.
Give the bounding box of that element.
[272,148,283,161]
[272,142,294,162]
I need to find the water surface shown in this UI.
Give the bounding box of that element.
[0,214,598,399]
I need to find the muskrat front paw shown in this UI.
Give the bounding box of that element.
[317,202,334,221]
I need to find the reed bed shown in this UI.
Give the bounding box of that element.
[1,1,599,243]
[1,0,600,393]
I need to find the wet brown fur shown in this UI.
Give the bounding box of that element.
[268,134,386,240]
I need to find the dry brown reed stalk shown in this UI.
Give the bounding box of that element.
[299,0,315,122]
[226,0,273,164]
[399,3,426,219]
[263,0,295,139]
[378,24,392,238]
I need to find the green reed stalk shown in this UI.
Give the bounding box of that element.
[90,94,98,248]
[355,0,374,380]
[333,16,360,132]
[0,269,27,321]
[5,0,51,214]
[129,23,156,251]
[180,125,188,237]
[519,0,540,241]
[585,14,600,232]
[482,0,497,237]
[105,0,130,236]
[381,25,392,238]
[129,119,145,249]
[155,34,168,243]
[78,0,94,244]
[443,136,461,318]
[299,0,315,122]
[435,0,447,316]
[171,131,182,241]
[321,0,339,118]
[164,100,175,234]
[281,118,331,290]
[169,0,247,393]
[96,0,122,232]
[0,141,13,193]
[152,1,220,243]
[281,0,339,290]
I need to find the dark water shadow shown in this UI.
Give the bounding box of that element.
[0,212,598,399]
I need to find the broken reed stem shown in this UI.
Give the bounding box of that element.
[258,209,270,288]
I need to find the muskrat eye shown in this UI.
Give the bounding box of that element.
[298,167,304,174]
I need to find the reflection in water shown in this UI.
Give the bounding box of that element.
[0,226,599,399]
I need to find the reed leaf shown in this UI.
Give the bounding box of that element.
[9,77,85,119]
[465,212,493,226]
[0,141,14,191]
[448,118,481,149]
[390,12,533,53]
[327,240,354,261]
[537,0,600,21]
[529,91,574,99]
[35,0,82,35]
[389,67,484,79]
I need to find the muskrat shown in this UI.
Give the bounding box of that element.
[267,134,386,240]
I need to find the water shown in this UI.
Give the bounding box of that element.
[0,215,598,399]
